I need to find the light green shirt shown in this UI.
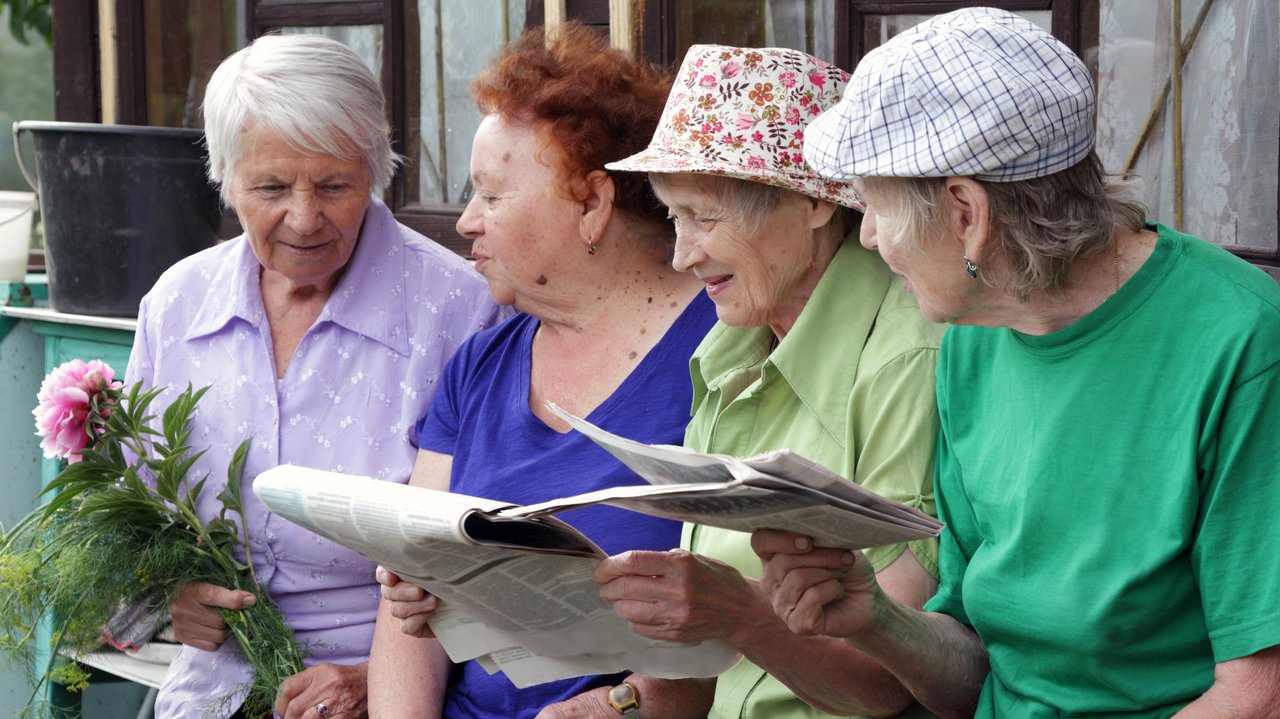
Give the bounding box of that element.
[683,239,945,719]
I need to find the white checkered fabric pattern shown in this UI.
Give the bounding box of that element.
[805,7,1095,182]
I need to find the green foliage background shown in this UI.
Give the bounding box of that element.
[0,3,54,195]
[2,0,50,46]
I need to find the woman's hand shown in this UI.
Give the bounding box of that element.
[537,677,717,719]
[594,549,765,646]
[169,581,257,652]
[752,529,881,640]
[376,566,440,638]
[275,661,368,719]
[535,686,615,718]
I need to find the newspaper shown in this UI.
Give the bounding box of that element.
[510,403,944,550]
[251,404,941,687]
[252,466,740,688]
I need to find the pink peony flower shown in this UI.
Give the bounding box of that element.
[700,73,718,88]
[33,359,120,463]
[723,61,741,78]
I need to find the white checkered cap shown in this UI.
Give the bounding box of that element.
[805,7,1095,182]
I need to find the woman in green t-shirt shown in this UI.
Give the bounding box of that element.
[756,7,1280,718]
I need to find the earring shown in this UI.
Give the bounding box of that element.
[963,256,979,279]
[587,235,597,256]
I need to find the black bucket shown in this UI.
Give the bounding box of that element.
[13,121,222,317]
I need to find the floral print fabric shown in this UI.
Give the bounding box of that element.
[608,44,863,209]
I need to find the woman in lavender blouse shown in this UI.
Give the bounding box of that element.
[124,35,504,719]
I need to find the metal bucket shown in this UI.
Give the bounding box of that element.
[13,121,222,317]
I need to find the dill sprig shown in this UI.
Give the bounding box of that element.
[1,382,306,718]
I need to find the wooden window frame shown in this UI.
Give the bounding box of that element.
[67,0,1280,272]
[831,1,1093,69]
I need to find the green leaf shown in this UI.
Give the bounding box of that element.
[220,440,252,515]
[4,0,52,46]
[184,476,209,510]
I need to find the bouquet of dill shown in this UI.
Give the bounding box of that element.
[0,359,305,718]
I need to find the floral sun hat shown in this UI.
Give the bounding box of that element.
[607,44,864,209]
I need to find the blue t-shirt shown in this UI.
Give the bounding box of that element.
[415,292,717,719]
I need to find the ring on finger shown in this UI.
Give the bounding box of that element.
[315,702,331,718]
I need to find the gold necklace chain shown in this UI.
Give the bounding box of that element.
[1112,237,1121,294]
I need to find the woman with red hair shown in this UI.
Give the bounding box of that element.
[367,23,718,718]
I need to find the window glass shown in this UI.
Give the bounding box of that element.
[281,25,383,78]
[413,0,526,205]
[142,0,241,128]
[861,11,1051,49]
[672,0,837,65]
[1095,0,1277,255]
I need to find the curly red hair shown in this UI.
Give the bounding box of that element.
[471,22,674,224]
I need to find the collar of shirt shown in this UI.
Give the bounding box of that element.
[689,237,892,449]
[182,198,412,357]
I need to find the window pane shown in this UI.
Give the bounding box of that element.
[412,0,526,205]
[1095,0,1277,255]
[142,0,241,128]
[673,0,837,65]
[280,25,383,78]
[860,11,1051,51]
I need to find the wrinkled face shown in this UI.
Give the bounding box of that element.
[455,115,582,309]
[855,180,975,325]
[659,174,822,330]
[229,123,372,292]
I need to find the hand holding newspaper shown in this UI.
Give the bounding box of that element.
[252,403,941,688]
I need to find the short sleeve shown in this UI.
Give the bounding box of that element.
[852,347,942,577]
[1193,358,1280,661]
[922,414,977,627]
[414,336,473,455]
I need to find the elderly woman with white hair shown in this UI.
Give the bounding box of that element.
[589,44,946,719]
[755,8,1280,718]
[125,34,503,719]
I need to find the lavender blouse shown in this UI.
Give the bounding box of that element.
[125,199,504,718]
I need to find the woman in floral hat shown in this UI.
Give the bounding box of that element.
[592,45,945,719]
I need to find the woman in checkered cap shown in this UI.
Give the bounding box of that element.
[756,7,1280,718]
[594,44,946,719]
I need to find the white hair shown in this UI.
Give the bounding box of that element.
[202,33,399,203]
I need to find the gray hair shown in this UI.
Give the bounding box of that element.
[864,153,1147,298]
[648,172,851,243]
[202,33,398,203]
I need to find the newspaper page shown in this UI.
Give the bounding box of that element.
[502,403,944,549]
[252,466,739,687]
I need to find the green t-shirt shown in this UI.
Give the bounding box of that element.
[925,224,1280,717]
[683,239,945,719]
